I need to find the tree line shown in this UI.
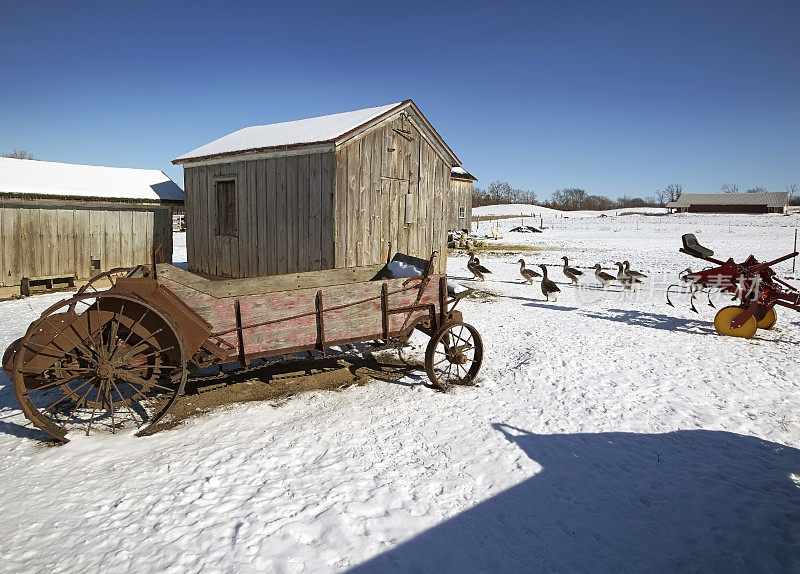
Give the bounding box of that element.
[473,180,799,210]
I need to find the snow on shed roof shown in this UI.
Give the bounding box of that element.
[0,157,184,202]
[666,192,788,208]
[174,101,407,163]
[451,166,477,181]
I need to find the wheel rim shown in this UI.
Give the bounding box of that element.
[425,321,483,390]
[68,267,134,311]
[713,306,757,339]
[12,292,186,442]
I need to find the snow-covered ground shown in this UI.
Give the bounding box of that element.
[2,212,799,573]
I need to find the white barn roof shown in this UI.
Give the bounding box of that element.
[666,192,788,209]
[0,157,184,202]
[174,102,407,163]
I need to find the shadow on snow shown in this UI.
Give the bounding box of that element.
[349,424,800,573]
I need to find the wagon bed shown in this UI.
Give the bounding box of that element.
[6,253,483,443]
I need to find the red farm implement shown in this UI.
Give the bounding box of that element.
[4,252,483,443]
[667,233,800,338]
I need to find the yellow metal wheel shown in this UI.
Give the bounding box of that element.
[714,306,757,339]
[755,305,777,330]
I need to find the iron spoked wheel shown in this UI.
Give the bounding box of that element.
[11,292,187,443]
[425,321,483,391]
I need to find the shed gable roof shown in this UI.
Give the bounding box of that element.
[0,157,184,202]
[666,192,788,209]
[173,99,459,166]
[451,166,477,181]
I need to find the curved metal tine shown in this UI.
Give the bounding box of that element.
[666,284,677,307]
[707,291,715,308]
[690,297,698,313]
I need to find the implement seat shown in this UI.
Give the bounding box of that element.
[681,233,714,258]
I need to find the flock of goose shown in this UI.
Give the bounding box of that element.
[466,252,647,302]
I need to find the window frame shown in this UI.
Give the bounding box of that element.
[214,176,238,237]
[458,205,466,219]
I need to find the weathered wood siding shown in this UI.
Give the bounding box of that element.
[0,199,172,287]
[333,113,453,274]
[184,153,335,278]
[449,178,473,230]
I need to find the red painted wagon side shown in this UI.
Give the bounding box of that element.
[5,253,483,443]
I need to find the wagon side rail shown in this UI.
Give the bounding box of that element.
[207,275,449,364]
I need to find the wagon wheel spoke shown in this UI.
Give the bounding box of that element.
[58,379,97,431]
[109,379,144,429]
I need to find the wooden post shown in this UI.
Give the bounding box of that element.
[315,290,326,354]
[793,229,797,274]
[380,282,389,341]
[234,299,246,366]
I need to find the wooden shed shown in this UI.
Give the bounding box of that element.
[173,100,464,278]
[0,157,182,290]
[449,166,476,231]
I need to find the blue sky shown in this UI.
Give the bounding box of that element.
[1,1,798,199]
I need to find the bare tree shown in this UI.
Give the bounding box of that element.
[785,183,799,206]
[661,184,682,203]
[2,149,35,160]
[746,186,767,194]
[720,183,739,194]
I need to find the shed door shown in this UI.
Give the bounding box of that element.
[378,178,409,260]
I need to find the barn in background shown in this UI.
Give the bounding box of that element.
[666,192,788,214]
[449,166,476,231]
[174,100,465,278]
[0,157,183,291]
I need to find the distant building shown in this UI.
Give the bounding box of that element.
[666,192,788,214]
[0,157,183,289]
[450,166,476,231]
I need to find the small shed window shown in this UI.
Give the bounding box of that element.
[458,206,466,219]
[215,179,237,236]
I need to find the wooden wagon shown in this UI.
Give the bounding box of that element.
[4,252,482,443]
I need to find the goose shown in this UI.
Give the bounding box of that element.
[623,260,647,280]
[517,259,541,284]
[561,256,582,285]
[467,252,492,281]
[538,264,561,301]
[593,264,616,288]
[614,261,642,290]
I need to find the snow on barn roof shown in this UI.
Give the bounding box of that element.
[0,157,184,202]
[665,192,788,209]
[451,166,477,181]
[174,101,408,163]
